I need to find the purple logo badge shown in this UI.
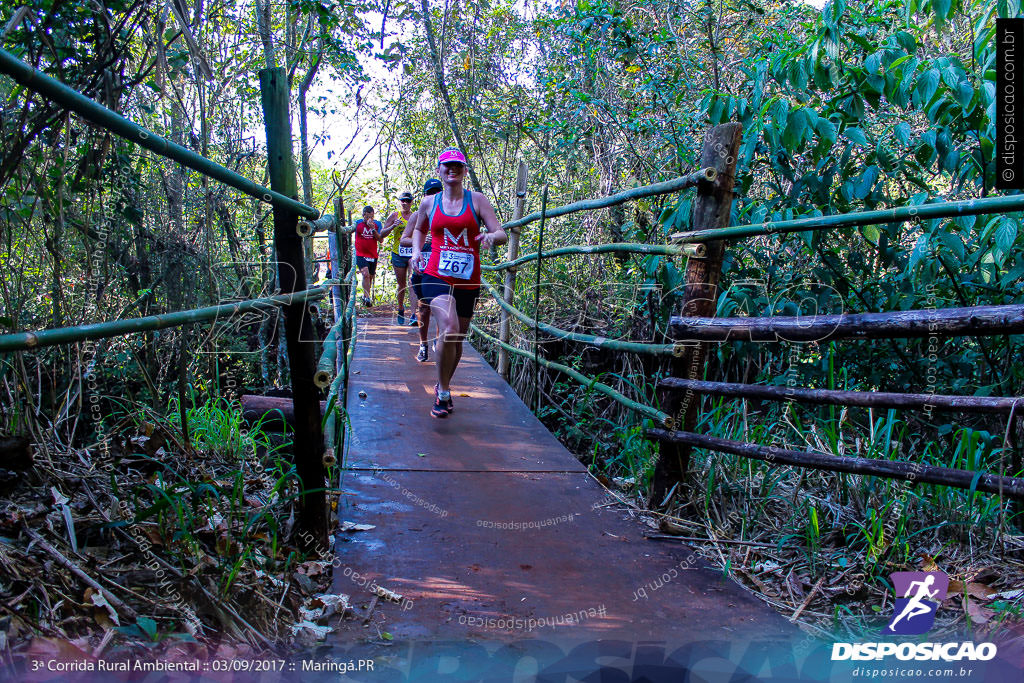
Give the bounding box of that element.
[886,571,949,635]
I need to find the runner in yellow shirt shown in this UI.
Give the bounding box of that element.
[380,191,416,325]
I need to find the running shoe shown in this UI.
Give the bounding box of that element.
[416,343,428,362]
[408,315,418,326]
[435,383,454,413]
[397,312,406,325]
[431,385,450,418]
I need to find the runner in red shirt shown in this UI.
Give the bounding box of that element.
[353,206,382,306]
[410,148,507,418]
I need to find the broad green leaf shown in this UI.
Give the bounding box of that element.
[995,218,1018,255]
[937,230,965,261]
[853,166,879,199]
[816,118,837,144]
[954,80,975,110]
[137,617,158,641]
[916,68,940,107]
[771,98,789,128]
[783,108,810,151]
[907,234,930,272]
[865,52,881,74]
[940,64,961,89]
[845,127,869,146]
[893,122,911,145]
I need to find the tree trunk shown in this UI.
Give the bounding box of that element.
[255,0,277,68]
[419,0,482,193]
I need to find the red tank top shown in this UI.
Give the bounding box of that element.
[354,220,380,259]
[423,190,481,286]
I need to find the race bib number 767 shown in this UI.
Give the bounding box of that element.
[438,250,474,279]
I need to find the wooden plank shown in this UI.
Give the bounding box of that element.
[658,378,1024,414]
[646,428,1024,500]
[668,304,1024,342]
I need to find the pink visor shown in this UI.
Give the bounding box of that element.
[437,148,468,165]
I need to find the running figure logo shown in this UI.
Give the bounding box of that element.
[886,571,949,635]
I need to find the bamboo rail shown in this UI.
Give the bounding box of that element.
[502,168,716,232]
[298,214,336,237]
[480,279,682,356]
[315,269,358,388]
[323,369,346,467]
[670,194,1024,244]
[471,324,672,427]
[483,242,704,272]
[0,287,331,353]
[658,378,1024,414]
[324,285,358,466]
[668,304,1024,342]
[0,48,319,220]
[645,429,1024,500]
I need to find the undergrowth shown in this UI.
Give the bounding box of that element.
[0,393,336,660]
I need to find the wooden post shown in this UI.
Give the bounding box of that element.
[259,66,327,549]
[649,122,742,508]
[498,160,528,379]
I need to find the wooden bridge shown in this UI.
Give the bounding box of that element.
[330,316,796,650]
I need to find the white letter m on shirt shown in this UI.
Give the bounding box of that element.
[444,228,469,246]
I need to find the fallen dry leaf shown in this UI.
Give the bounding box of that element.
[27,637,94,678]
[85,588,120,627]
[948,581,996,600]
[965,598,993,624]
[375,586,403,603]
[297,560,329,577]
[314,593,350,619]
[289,620,333,646]
[339,521,375,532]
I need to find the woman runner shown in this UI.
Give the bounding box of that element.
[380,191,416,324]
[403,178,443,361]
[410,149,507,418]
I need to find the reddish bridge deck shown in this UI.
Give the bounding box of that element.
[328,315,801,675]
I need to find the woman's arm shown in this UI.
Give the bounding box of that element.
[473,193,508,248]
[410,197,432,270]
